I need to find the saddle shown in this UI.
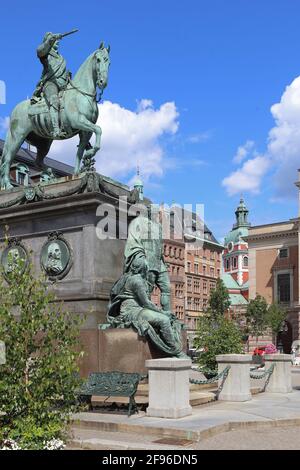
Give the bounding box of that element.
[28,91,67,138]
[29,90,65,117]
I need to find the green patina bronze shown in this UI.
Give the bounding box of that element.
[106,212,186,358]
[40,232,72,280]
[0,31,110,190]
[1,239,28,280]
[78,371,143,416]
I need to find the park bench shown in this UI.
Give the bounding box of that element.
[78,371,145,416]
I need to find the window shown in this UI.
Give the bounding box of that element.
[16,164,29,186]
[210,267,214,277]
[194,263,199,274]
[203,265,207,275]
[187,262,191,273]
[233,257,237,269]
[226,259,230,270]
[277,273,290,303]
[194,279,200,293]
[243,256,249,267]
[279,248,288,259]
[203,281,207,294]
[187,277,192,292]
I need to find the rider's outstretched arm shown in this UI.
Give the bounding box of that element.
[37,34,59,59]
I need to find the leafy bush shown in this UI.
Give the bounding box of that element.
[194,315,243,372]
[0,247,84,450]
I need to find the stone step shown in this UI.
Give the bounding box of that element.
[90,391,215,408]
[137,382,215,396]
[68,427,189,451]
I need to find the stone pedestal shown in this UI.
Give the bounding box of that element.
[264,354,292,393]
[98,328,166,375]
[0,341,5,365]
[0,177,130,376]
[216,354,252,402]
[146,358,192,419]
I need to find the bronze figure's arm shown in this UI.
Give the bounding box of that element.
[130,276,161,312]
[37,33,60,59]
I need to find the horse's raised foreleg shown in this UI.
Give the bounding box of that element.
[75,131,92,175]
[76,116,102,161]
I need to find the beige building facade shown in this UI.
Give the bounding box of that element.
[248,218,300,351]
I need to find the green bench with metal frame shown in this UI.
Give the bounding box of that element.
[78,371,144,416]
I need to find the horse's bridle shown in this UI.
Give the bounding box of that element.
[66,53,105,103]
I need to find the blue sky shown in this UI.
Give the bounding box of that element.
[1,0,300,240]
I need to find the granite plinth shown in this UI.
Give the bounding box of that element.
[0,178,130,376]
[98,328,167,375]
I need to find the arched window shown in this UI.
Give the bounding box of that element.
[243,256,249,267]
[16,163,29,186]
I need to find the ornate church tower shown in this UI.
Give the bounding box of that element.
[222,198,250,306]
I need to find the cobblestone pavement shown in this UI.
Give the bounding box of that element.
[69,425,300,450]
[194,425,300,450]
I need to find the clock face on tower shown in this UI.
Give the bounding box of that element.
[228,241,234,252]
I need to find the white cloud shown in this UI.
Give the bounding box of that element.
[51,99,179,183]
[222,155,270,196]
[223,75,300,198]
[186,130,212,144]
[267,76,300,197]
[233,140,255,164]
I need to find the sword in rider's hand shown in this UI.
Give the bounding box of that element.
[56,29,79,40]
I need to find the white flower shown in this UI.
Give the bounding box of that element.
[43,438,65,450]
[1,439,21,450]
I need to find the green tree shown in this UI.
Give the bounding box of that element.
[0,252,84,450]
[245,295,268,347]
[193,279,242,373]
[266,302,287,346]
[208,278,231,319]
[194,315,243,372]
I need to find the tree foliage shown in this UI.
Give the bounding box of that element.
[0,251,84,450]
[266,302,287,343]
[245,295,268,346]
[194,315,243,372]
[207,278,231,319]
[194,279,242,372]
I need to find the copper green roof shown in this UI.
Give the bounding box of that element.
[229,293,248,305]
[221,273,240,289]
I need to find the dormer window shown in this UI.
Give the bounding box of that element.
[16,164,29,186]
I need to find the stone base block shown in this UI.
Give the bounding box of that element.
[264,354,292,393]
[146,358,192,419]
[146,406,192,419]
[217,354,252,402]
[98,328,166,375]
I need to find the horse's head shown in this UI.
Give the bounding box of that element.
[94,42,110,91]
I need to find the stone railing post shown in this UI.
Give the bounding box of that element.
[264,354,292,393]
[0,341,6,365]
[145,357,192,418]
[216,354,252,402]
